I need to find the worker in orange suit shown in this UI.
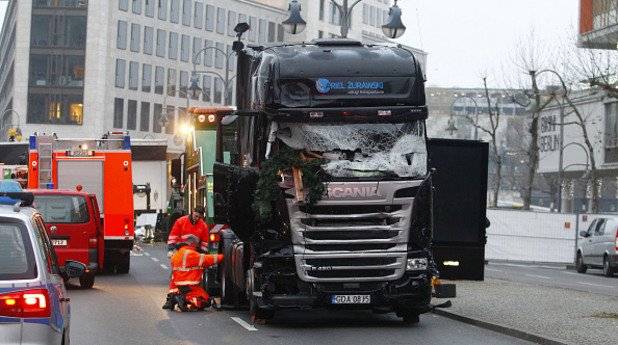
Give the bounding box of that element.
[162,234,223,311]
[167,205,210,255]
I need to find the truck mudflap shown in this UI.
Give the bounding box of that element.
[255,272,432,312]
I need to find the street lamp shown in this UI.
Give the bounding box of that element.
[283,0,405,39]
[159,89,191,129]
[451,96,480,140]
[559,142,590,212]
[0,109,21,142]
[189,23,250,106]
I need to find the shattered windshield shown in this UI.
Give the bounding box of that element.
[276,121,427,178]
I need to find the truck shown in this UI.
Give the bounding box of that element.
[27,132,135,273]
[208,39,438,323]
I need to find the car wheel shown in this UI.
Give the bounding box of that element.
[603,256,614,277]
[79,272,95,289]
[576,252,587,273]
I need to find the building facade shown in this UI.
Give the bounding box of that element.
[0,0,426,152]
[578,0,618,49]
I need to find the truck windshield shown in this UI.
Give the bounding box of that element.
[277,120,427,178]
[33,195,90,224]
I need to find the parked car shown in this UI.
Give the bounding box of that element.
[0,191,86,345]
[29,189,103,289]
[576,217,618,277]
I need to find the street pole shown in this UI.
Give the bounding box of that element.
[557,99,565,212]
[451,96,479,140]
[0,109,21,142]
[191,46,236,106]
[332,0,362,38]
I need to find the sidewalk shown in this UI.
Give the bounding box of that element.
[432,277,618,345]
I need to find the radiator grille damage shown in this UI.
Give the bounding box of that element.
[288,181,419,282]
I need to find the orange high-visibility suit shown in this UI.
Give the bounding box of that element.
[167,215,210,252]
[170,245,223,310]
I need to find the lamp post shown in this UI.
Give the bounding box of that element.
[534,69,569,212]
[188,23,250,106]
[559,142,590,212]
[0,109,21,142]
[283,0,406,39]
[451,96,480,140]
[159,89,191,129]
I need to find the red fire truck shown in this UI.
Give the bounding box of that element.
[27,132,135,273]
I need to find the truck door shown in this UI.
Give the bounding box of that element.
[57,160,105,213]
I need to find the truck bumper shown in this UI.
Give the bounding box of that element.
[259,272,432,313]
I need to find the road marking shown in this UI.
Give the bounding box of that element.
[562,271,580,276]
[160,264,169,270]
[485,268,503,272]
[151,258,159,262]
[231,317,258,331]
[524,274,551,279]
[144,252,151,256]
[130,251,143,256]
[576,281,613,288]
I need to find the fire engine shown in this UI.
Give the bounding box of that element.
[27,132,134,273]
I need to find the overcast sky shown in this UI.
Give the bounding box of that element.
[0,0,579,88]
[396,0,580,88]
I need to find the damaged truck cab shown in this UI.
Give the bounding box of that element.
[213,39,435,323]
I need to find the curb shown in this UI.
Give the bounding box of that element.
[432,309,569,345]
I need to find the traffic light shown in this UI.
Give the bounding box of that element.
[194,113,217,131]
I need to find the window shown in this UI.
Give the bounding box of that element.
[182,0,191,26]
[170,0,180,23]
[277,24,284,41]
[115,59,126,88]
[114,98,124,128]
[158,0,168,20]
[180,71,188,94]
[155,66,164,94]
[214,77,222,104]
[127,100,137,130]
[0,221,35,280]
[167,68,177,96]
[215,42,224,69]
[194,2,203,29]
[363,4,369,24]
[129,61,139,90]
[156,29,166,57]
[268,21,275,42]
[119,0,129,11]
[193,37,202,64]
[319,0,325,21]
[169,32,178,60]
[227,44,234,72]
[180,34,190,62]
[258,19,266,43]
[205,5,214,31]
[216,8,225,34]
[153,103,163,133]
[605,102,618,163]
[27,93,84,125]
[330,3,342,25]
[202,75,211,102]
[165,105,175,134]
[249,17,257,42]
[140,102,150,132]
[132,0,142,14]
[144,26,154,55]
[117,20,127,50]
[142,63,152,92]
[145,0,155,17]
[227,11,237,37]
[369,6,375,26]
[204,39,213,66]
[130,23,141,52]
[239,14,247,27]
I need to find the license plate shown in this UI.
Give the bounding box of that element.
[331,295,371,304]
[51,239,67,246]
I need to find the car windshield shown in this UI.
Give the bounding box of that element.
[33,195,90,224]
[277,120,427,178]
[0,220,36,280]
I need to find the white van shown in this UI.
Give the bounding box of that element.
[576,217,618,277]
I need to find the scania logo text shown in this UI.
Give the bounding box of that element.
[326,186,382,199]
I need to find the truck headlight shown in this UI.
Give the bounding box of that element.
[406,258,428,271]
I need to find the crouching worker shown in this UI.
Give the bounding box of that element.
[162,234,223,311]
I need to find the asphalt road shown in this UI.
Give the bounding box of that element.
[66,243,537,345]
[485,261,618,296]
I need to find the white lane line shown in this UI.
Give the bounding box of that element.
[160,264,169,270]
[576,281,613,288]
[130,251,143,256]
[562,271,580,276]
[151,258,159,262]
[484,268,503,272]
[524,274,551,279]
[231,317,258,331]
[144,252,151,256]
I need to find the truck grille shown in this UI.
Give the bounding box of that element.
[288,181,419,283]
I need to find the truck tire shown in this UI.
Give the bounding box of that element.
[79,272,95,289]
[247,269,274,321]
[116,252,130,274]
[220,236,240,307]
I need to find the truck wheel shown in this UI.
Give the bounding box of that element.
[603,255,614,277]
[116,252,130,274]
[79,272,95,289]
[576,252,587,273]
[249,294,274,321]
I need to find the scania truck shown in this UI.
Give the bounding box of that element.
[210,38,436,323]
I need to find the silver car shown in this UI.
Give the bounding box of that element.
[576,217,618,277]
[0,192,85,345]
